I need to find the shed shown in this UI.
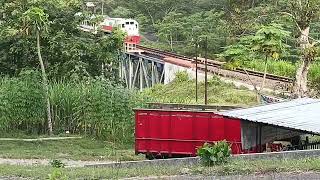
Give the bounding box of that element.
[219,98,320,150]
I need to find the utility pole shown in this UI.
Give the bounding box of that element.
[195,39,198,103]
[204,37,208,105]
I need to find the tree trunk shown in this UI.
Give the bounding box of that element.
[260,55,268,92]
[101,63,105,77]
[294,27,311,98]
[37,30,53,135]
[295,58,312,98]
[170,33,173,52]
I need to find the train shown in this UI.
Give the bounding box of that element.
[77,13,141,45]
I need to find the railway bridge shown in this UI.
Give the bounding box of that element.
[119,45,197,90]
[119,44,294,97]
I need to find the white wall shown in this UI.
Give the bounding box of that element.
[164,62,212,84]
[164,63,193,84]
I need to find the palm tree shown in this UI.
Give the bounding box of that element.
[22,7,53,135]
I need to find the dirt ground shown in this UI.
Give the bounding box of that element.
[0,158,114,168]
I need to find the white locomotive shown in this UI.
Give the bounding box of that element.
[78,14,141,44]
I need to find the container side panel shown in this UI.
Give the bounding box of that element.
[148,111,161,152]
[168,112,194,154]
[210,114,226,141]
[135,111,139,153]
[224,118,242,154]
[158,111,170,153]
[170,141,194,155]
[135,111,148,138]
[135,110,148,153]
[193,112,210,141]
[171,112,193,140]
[225,118,242,142]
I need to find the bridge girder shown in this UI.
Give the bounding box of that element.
[120,53,165,90]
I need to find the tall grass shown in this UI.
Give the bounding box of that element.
[0,71,46,134]
[242,59,320,82]
[0,71,145,144]
[141,72,258,106]
[242,59,296,77]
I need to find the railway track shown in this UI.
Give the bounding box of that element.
[136,45,294,84]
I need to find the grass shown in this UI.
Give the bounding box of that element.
[0,131,79,139]
[0,165,182,179]
[141,74,258,106]
[0,138,144,162]
[1,158,320,179]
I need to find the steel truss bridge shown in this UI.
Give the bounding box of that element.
[119,51,165,91]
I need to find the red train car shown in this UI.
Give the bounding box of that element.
[135,108,250,159]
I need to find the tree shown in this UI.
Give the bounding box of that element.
[110,6,132,18]
[22,7,53,135]
[250,24,290,91]
[157,12,184,51]
[219,23,290,102]
[0,0,124,80]
[284,0,320,97]
[183,10,229,55]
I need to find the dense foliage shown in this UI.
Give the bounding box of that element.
[0,71,144,143]
[107,0,320,95]
[0,0,124,80]
[0,0,131,138]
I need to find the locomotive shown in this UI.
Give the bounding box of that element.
[78,14,141,45]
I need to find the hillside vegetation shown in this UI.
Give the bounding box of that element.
[108,0,320,96]
[141,72,258,106]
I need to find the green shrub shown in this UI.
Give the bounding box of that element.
[48,169,68,180]
[50,159,65,168]
[197,141,231,166]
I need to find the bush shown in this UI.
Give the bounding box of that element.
[0,70,146,144]
[48,169,67,180]
[197,141,231,166]
[50,159,65,168]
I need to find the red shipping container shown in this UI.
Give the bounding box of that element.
[135,109,245,158]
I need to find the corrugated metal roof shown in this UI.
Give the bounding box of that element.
[220,98,320,134]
